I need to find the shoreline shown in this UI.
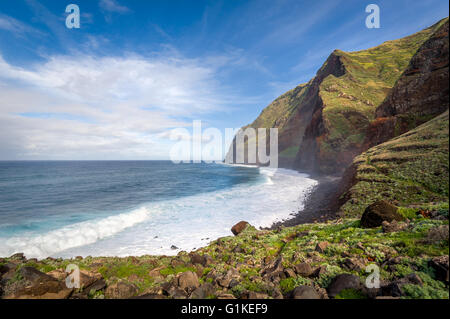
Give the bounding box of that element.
[269,172,343,229]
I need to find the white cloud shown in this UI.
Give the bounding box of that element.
[0,51,237,160]
[99,0,131,14]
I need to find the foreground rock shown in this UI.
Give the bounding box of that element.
[4,267,73,299]
[327,274,362,298]
[291,286,320,299]
[361,201,403,228]
[105,280,138,299]
[231,221,249,236]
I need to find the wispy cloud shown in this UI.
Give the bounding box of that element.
[0,13,45,38]
[99,0,131,14]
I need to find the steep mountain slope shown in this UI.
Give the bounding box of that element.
[226,18,447,174]
[366,19,449,148]
[338,110,449,217]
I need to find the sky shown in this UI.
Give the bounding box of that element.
[0,0,448,160]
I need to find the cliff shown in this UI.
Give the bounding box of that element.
[226,18,448,175]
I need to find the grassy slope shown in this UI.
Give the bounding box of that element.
[2,214,448,299]
[340,111,449,217]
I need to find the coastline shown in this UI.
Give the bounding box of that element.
[270,173,343,229]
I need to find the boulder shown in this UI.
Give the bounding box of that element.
[327,274,362,298]
[342,258,366,272]
[361,201,403,228]
[5,267,73,299]
[315,241,330,253]
[217,268,240,288]
[177,271,199,293]
[429,255,449,283]
[291,286,320,299]
[294,263,314,277]
[231,221,249,235]
[105,281,138,299]
[190,283,215,299]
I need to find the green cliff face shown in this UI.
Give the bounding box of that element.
[339,110,449,218]
[227,18,448,174]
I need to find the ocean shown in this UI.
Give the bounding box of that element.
[0,161,317,259]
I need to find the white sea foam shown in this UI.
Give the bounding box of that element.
[0,168,318,259]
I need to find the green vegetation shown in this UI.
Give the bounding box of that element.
[340,111,449,217]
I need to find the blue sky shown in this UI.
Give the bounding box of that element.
[0,0,448,160]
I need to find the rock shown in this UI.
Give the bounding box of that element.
[217,268,240,288]
[9,253,26,262]
[291,285,320,299]
[105,281,138,299]
[19,267,55,283]
[284,268,296,278]
[168,287,188,299]
[342,258,366,272]
[294,263,314,277]
[429,255,449,283]
[216,293,236,299]
[315,241,330,253]
[361,201,403,228]
[311,266,327,278]
[190,283,216,299]
[177,271,199,293]
[190,253,206,266]
[47,269,67,281]
[382,220,408,233]
[327,274,362,298]
[381,273,423,297]
[426,225,449,243]
[242,291,269,299]
[134,293,167,299]
[86,279,106,295]
[5,267,73,299]
[171,245,179,250]
[231,221,249,236]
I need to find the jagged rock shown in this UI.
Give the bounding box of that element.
[4,267,73,299]
[294,263,314,277]
[315,241,330,253]
[9,253,26,262]
[231,221,249,236]
[284,268,296,278]
[177,271,199,293]
[342,258,366,272]
[291,285,320,299]
[170,245,179,250]
[190,283,215,299]
[105,281,138,299]
[361,201,403,228]
[381,273,423,297]
[217,268,240,288]
[311,266,327,278]
[47,269,67,281]
[429,256,449,283]
[327,274,362,298]
[382,220,408,233]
